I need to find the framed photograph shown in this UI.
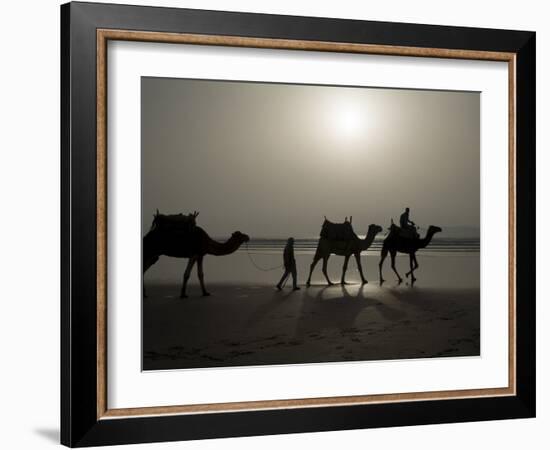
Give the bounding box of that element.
[61,2,536,447]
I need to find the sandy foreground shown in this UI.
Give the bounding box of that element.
[143,253,480,370]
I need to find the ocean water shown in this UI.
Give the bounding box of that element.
[144,234,480,288]
[240,236,479,256]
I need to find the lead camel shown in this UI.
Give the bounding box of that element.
[143,212,249,298]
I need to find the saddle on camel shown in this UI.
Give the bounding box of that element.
[150,210,199,233]
[389,219,420,239]
[320,216,358,241]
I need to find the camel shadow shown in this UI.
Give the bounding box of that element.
[380,278,413,288]
[293,285,378,340]
[376,284,450,316]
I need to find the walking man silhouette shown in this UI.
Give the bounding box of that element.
[276,237,300,291]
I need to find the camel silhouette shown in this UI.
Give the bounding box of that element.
[306,220,383,286]
[378,224,442,285]
[143,216,249,298]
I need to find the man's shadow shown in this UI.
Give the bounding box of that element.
[243,288,297,329]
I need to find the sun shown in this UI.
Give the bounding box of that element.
[330,101,364,140]
[316,94,371,145]
[336,107,362,136]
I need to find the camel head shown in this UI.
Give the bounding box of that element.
[363,224,382,244]
[427,225,443,235]
[231,231,250,244]
[369,224,383,235]
[149,210,160,231]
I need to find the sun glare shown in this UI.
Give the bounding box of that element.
[333,102,363,139]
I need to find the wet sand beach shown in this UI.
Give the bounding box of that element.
[143,252,480,370]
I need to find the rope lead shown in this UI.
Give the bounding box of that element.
[244,242,284,272]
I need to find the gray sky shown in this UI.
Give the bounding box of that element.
[142,77,479,238]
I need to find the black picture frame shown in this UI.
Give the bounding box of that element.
[61,1,535,447]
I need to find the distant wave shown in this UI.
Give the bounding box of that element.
[240,237,479,255]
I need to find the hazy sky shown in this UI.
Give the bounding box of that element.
[142,77,479,238]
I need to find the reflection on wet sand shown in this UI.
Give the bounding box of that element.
[143,280,480,370]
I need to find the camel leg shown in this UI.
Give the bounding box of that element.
[405,253,418,282]
[406,255,412,277]
[322,257,334,285]
[390,251,402,283]
[354,253,368,284]
[379,248,388,284]
[406,254,417,284]
[412,254,419,284]
[341,255,351,284]
[180,257,197,298]
[142,255,159,298]
[306,254,321,287]
[405,254,413,277]
[197,256,210,297]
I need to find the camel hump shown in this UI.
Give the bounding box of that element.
[151,211,198,232]
[320,218,357,241]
